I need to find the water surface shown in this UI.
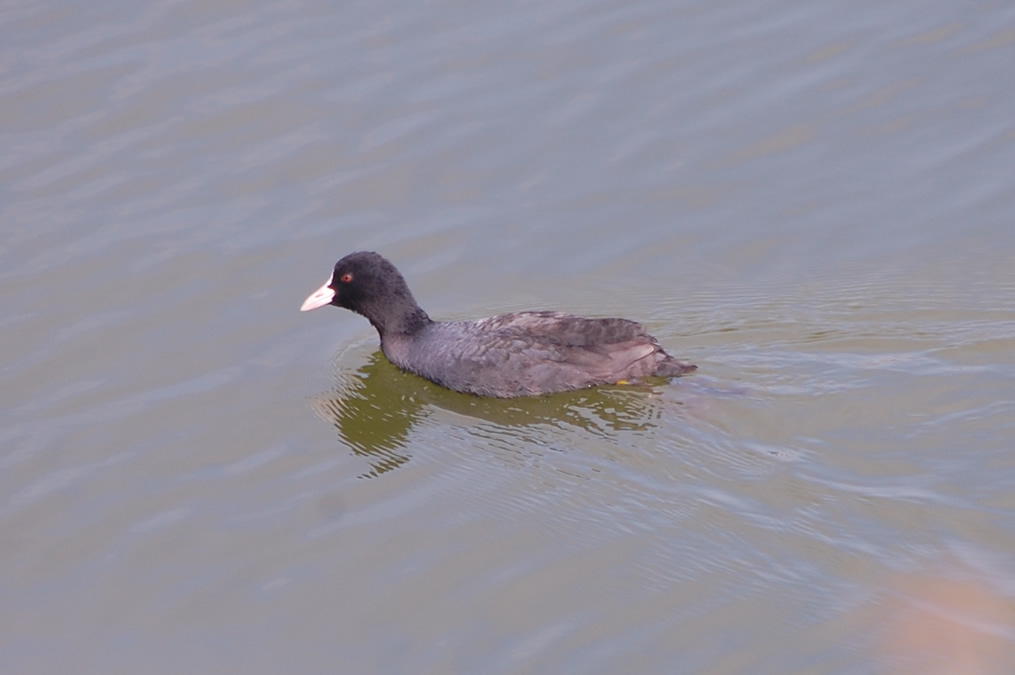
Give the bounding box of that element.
[3,0,1015,672]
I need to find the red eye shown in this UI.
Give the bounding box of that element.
[340,273,353,283]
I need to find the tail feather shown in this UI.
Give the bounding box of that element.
[653,357,697,377]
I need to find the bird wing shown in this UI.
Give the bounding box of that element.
[474,312,654,347]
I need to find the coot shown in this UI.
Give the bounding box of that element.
[300,251,696,397]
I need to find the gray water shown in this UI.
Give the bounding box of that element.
[3,0,1015,672]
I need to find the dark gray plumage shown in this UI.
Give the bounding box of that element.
[300,251,696,397]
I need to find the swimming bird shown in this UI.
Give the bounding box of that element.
[300,251,696,397]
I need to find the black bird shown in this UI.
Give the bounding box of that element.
[301,252,696,397]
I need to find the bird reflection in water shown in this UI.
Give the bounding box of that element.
[309,352,682,478]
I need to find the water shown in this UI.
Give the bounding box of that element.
[3,0,1014,672]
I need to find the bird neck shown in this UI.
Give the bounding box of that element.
[369,305,431,337]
